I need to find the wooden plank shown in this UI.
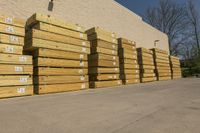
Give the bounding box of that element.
[156,73,171,77]
[138,59,154,65]
[27,29,90,47]
[34,75,88,85]
[91,46,118,55]
[86,27,117,38]
[119,48,137,55]
[33,22,87,40]
[26,13,85,32]
[156,69,171,73]
[35,82,89,94]
[0,53,32,65]
[88,33,117,44]
[89,80,122,88]
[123,79,140,85]
[170,56,180,60]
[89,67,119,74]
[89,53,119,61]
[140,65,155,69]
[137,47,153,55]
[120,74,140,79]
[34,57,88,68]
[0,64,33,75]
[151,48,168,55]
[0,75,32,86]
[25,38,90,54]
[89,59,119,67]
[34,67,88,76]
[156,63,170,67]
[33,48,88,61]
[157,76,171,81]
[0,23,25,36]
[0,14,25,28]
[0,85,33,99]
[141,77,156,83]
[0,34,24,45]
[91,39,118,50]
[120,69,139,74]
[119,50,137,60]
[119,58,137,64]
[155,58,170,64]
[118,38,135,46]
[140,69,154,73]
[119,43,136,51]
[90,74,120,81]
[141,73,156,78]
[120,63,139,69]
[0,44,23,55]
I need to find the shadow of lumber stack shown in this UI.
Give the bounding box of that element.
[118,38,140,85]
[0,14,33,98]
[86,27,122,88]
[137,47,156,83]
[151,48,172,81]
[169,56,182,79]
[24,13,90,94]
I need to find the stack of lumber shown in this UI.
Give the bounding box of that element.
[25,13,89,94]
[118,38,140,84]
[86,27,122,88]
[151,48,171,81]
[170,56,182,79]
[137,47,156,83]
[0,14,33,98]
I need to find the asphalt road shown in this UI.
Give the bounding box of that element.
[0,78,200,133]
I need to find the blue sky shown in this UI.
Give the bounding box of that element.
[116,0,200,17]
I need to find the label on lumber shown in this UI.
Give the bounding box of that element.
[19,77,28,83]
[113,56,116,60]
[80,61,84,67]
[82,42,86,46]
[82,47,87,53]
[80,54,84,59]
[114,68,118,71]
[19,56,27,62]
[10,35,19,42]
[80,33,84,38]
[5,17,13,24]
[17,87,26,94]
[5,46,14,53]
[15,66,23,72]
[80,76,85,81]
[6,26,14,33]
[112,45,116,49]
[113,62,117,66]
[79,69,84,74]
[81,84,86,89]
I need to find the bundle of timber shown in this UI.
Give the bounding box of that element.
[86,27,122,88]
[118,38,140,85]
[25,13,89,94]
[137,47,156,83]
[0,14,33,98]
[169,56,182,79]
[151,48,171,81]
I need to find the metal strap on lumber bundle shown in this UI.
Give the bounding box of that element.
[26,13,85,33]
[0,14,25,28]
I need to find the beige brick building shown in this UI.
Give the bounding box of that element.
[0,0,169,52]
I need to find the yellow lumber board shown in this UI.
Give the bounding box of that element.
[157,76,171,81]
[34,67,88,76]
[0,53,32,65]
[34,57,88,68]
[90,80,122,88]
[89,59,119,67]
[151,48,168,55]
[123,79,140,85]
[89,67,119,74]
[156,69,171,73]
[118,50,137,60]
[120,74,140,79]
[119,48,137,55]
[0,34,24,45]
[89,53,118,61]
[0,23,25,36]
[118,38,136,46]
[0,85,33,99]
[156,73,171,77]
[33,22,87,40]
[155,58,170,64]
[170,56,180,60]
[119,43,136,51]
[34,75,88,85]
[91,46,118,55]
[90,74,120,81]
[120,63,139,69]
[138,60,154,65]
[88,33,117,44]
[0,44,23,54]
[27,13,85,32]
[120,69,139,74]
[141,73,156,78]
[140,65,155,69]
[35,82,89,94]
[0,64,33,75]
[141,77,156,83]
[91,39,118,50]
[86,27,117,38]
[137,47,153,54]
[156,63,170,67]
[25,38,90,54]
[0,14,25,27]
[140,69,154,73]
[34,48,88,61]
[27,29,90,47]
[0,75,32,86]
[119,58,137,64]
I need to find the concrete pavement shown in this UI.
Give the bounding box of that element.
[0,78,200,133]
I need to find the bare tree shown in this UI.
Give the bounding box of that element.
[145,0,188,55]
[186,0,200,56]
